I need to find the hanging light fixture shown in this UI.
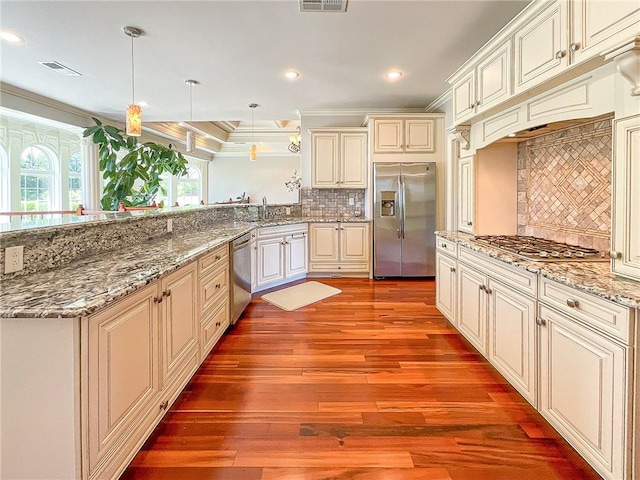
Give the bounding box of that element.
[124,26,143,137]
[288,126,301,153]
[249,103,258,161]
[185,79,198,152]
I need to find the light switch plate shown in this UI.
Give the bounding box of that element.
[348,197,354,206]
[4,245,24,274]
[167,218,173,233]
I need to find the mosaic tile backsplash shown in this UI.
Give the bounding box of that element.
[300,187,365,218]
[517,117,612,252]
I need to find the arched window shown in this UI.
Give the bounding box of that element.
[0,144,8,219]
[176,164,201,206]
[68,152,82,209]
[155,173,170,208]
[20,146,56,212]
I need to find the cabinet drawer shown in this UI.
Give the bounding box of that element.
[258,223,307,238]
[436,237,458,257]
[308,262,369,273]
[459,246,537,296]
[538,276,633,344]
[201,298,229,359]
[198,243,229,277]
[200,264,229,315]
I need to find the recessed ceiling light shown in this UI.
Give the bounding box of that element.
[138,101,149,107]
[385,70,403,80]
[285,70,300,79]
[0,30,25,44]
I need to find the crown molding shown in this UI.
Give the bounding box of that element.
[426,90,452,113]
[298,107,428,117]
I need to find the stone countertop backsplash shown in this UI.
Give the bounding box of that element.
[435,231,640,308]
[0,215,371,318]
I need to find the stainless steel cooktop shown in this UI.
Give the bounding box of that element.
[473,235,609,262]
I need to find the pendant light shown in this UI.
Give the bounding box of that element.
[249,103,258,161]
[185,80,198,153]
[124,26,143,137]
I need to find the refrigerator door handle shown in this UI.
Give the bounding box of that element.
[400,175,406,239]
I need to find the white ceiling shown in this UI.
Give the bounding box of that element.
[0,0,531,124]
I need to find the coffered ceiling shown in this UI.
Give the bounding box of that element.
[1,0,531,154]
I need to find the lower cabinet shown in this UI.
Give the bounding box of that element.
[457,262,488,355]
[308,222,370,274]
[538,305,628,480]
[254,223,308,292]
[435,251,457,324]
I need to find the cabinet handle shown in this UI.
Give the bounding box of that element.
[159,400,168,411]
[442,243,447,249]
[536,317,547,326]
[555,50,566,59]
[610,251,621,259]
[479,284,486,292]
[486,287,492,295]
[469,103,474,110]
[466,221,473,226]
[215,283,221,290]
[215,254,221,260]
[153,296,163,304]
[566,299,579,308]
[450,267,456,273]
[569,42,580,52]
[475,101,481,107]
[163,289,171,297]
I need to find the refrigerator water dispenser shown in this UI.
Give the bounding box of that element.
[381,191,396,216]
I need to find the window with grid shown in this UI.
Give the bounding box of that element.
[176,164,201,206]
[20,146,56,212]
[68,152,82,209]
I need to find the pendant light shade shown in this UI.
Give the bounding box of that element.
[249,103,258,162]
[185,79,199,153]
[124,26,143,137]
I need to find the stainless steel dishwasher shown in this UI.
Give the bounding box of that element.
[230,232,252,324]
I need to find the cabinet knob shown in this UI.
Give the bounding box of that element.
[469,103,474,110]
[159,400,168,411]
[609,251,622,259]
[566,299,579,308]
[486,287,492,295]
[215,283,221,289]
[555,50,566,59]
[536,317,547,326]
[450,267,456,273]
[163,289,171,297]
[466,221,473,226]
[215,255,221,260]
[569,42,580,52]
[479,284,486,292]
[153,296,163,304]
[475,101,481,107]
[442,244,447,248]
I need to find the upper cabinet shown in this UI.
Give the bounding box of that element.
[371,117,435,153]
[448,0,640,125]
[310,128,367,189]
[453,40,512,124]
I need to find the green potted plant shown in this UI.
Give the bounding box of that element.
[83,117,188,210]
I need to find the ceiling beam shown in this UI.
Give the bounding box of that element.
[185,121,233,143]
[144,122,223,153]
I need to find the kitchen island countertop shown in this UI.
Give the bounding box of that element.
[436,231,640,308]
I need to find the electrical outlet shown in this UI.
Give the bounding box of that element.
[4,245,24,274]
[285,207,291,215]
[348,197,354,206]
[167,218,173,233]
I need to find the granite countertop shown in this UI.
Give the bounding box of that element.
[0,216,372,319]
[435,231,640,308]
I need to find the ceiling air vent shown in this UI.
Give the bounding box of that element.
[299,0,348,13]
[38,61,82,76]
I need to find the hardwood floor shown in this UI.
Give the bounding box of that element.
[121,278,602,480]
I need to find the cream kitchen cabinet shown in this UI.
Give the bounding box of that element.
[88,260,199,480]
[611,114,640,282]
[451,39,512,124]
[310,129,367,188]
[308,222,370,274]
[254,223,308,291]
[538,303,630,480]
[370,117,435,154]
[457,154,474,233]
[457,262,488,355]
[198,243,230,360]
[435,237,458,325]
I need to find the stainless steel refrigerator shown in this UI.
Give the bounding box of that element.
[373,162,436,278]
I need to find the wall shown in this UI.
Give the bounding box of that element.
[517,117,612,251]
[208,153,300,204]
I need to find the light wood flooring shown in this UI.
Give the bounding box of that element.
[121,278,602,480]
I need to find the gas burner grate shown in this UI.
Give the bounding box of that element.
[473,235,608,262]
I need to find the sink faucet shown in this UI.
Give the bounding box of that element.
[262,196,267,219]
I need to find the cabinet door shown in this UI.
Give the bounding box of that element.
[250,236,257,292]
[312,133,339,188]
[435,252,457,325]
[340,223,370,262]
[487,281,536,406]
[404,119,435,153]
[88,283,160,473]
[477,40,511,113]
[309,224,340,262]
[340,133,367,187]
[256,237,285,287]
[373,119,403,153]
[458,155,474,233]
[612,115,640,281]
[457,263,488,356]
[514,1,567,94]
[452,70,476,124]
[285,233,308,277]
[571,0,640,65]
[160,262,198,390]
[539,306,628,480]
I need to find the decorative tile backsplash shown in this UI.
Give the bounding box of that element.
[300,187,365,218]
[517,117,612,251]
